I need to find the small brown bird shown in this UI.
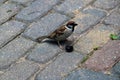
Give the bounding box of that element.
[36,21,78,49]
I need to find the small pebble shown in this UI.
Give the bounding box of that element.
[65,45,74,52]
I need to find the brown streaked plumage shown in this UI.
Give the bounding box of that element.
[36,21,78,49]
[48,25,66,39]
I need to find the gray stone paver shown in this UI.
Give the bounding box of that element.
[74,24,120,54]
[0,20,26,48]
[0,37,36,69]
[36,52,84,80]
[15,0,60,22]
[83,40,120,71]
[54,0,93,14]
[23,12,69,40]
[27,43,61,63]
[9,0,34,6]
[0,0,120,80]
[93,0,120,10]
[112,61,120,77]
[64,69,120,80]
[0,2,21,24]
[0,60,39,80]
[104,10,120,26]
[73,7,106,35]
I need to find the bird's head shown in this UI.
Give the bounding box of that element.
[66,21,78,31]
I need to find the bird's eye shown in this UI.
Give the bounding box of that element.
[67,25,72,28]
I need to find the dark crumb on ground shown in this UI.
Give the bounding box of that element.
[65,45,74,52]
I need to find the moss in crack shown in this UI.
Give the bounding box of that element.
[110,34,120,40]
[80,46,101,64]
[93,46,99,51]
[81,51,94,64]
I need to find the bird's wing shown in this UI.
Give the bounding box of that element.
[48,25,66,39]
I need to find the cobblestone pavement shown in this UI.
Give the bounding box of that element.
[0,0,120,80]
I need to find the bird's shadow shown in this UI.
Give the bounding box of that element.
[36,39,73,47]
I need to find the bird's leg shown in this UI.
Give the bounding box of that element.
[57,41,64,49]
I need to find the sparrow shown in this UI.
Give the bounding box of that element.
[36,21,78,49]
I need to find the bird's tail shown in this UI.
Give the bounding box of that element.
[36,36,48,43]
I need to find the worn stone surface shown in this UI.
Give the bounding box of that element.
[93,0,120,10]
[73,7,106,35]
[54,0,93,14]
[0,0,120,79]
[35,52,84,80]
[9,0,34,6]
[0,37,36,69]
[0,60,39,80]
[23,13,69,40]
[0,2,21,24]
[0,20,26,48]
[104,11,120,26]
[75,24,119,54]
[83,40,120,71]
[15,0,60,22]
[112,61,120,77]
[27,43,61,63]
[65,69,120,80]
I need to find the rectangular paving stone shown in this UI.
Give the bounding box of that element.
[83,40,120,71]
[0,37,36,69]
[73,7,106,35]
[54,0,93,14]
[0,60,39,80]
[112,61,120,77]
[104,11,120,26]
[0,2,21,24]
[27,43,61,63]
[9,0,34,6]
[93,0,120,10]
[75,24,120,54]
[15,0,60,22]
[65,69,120,80]
[23,12,69,40]
[36,52,84,80]
[0,20,27,48]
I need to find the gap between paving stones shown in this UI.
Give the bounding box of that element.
[17,43,66,79]
[0,60,40,80]
[53,0,97,18]
[0,21,28,49]
[0,30,25,49]
[28,51,66,80]
[15,0,64,22]
[93,0,120,11]
[0,36,36,70]
[35,52,84,80]
[12,39,37,64]
[0,0,120,80]
[0,1,23,25]
[8,0,36,7]
[25,42,64,64]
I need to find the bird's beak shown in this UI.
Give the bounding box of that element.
[74,23,78,26]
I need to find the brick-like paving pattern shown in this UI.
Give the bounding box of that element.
[0,0,120,80]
